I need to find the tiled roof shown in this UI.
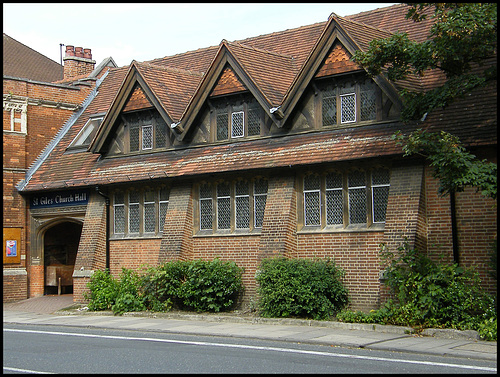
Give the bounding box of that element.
[20,4,496,193]
[3,33,63,82]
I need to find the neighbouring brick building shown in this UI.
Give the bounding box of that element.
[3,34,116,301]
[11,4,497,310]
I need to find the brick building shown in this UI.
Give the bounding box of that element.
[3,34,116,301]
[12,5,497,310]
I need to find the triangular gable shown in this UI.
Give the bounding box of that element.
[315,41,363,78]
[122,84,155,112]
[210,66,248,97]
[90,61,174,154]
[278,13,403,126]
[171,40,286,140]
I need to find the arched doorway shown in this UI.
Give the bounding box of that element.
[43,221,82,295]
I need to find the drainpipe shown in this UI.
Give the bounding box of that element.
[450,190,459,265]
[95,186,110,270]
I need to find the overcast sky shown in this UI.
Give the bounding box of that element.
[4,3,397,68]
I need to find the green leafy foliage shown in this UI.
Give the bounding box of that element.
[352,3,497,121]
[84,269,119,311]
[337,242,497,340]
[86,259,244,315]
[393,129,497,199]
[256,257,349,320]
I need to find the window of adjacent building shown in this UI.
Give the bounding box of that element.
[214,95,263,141]
[197,177,268,233]
[67,116,103,151]
[320,78,378,127]
[111,186,170,237]
[300,168,390,230]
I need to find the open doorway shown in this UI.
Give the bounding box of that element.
[43,221,82,295]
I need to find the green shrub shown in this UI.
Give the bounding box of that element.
[256,257,348,320]
[84,269,119,311]
[86,259,244,315]
[111,268,146,315]
[337,242,497,340]
[176,259,244,312]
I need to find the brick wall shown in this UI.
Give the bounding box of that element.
[3,268,28,302]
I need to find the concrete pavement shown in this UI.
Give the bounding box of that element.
[3,295,497,362]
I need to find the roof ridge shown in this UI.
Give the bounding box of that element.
[225,40,296,61]
[330,11,394,37]
[136,61,204,77]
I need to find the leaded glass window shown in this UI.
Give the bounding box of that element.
[198,177,268,233]
[200,184,213,230]
[159,187,170,230]
[322,89,337,126]
[254,179,268,228]
[113,192,125,234]
[217,182,231,230]
[130,126,140,152]
[129,191,140,233]
[372,169,390,223]
[348,171,367,224]
[235,180,250,229]
[326,172,343,225]
[142,125,153,150]
[360,81,377,121]
[340,93,356,124]
[231,111,244,138]
[304,174,321,226]
[144,190,156,233]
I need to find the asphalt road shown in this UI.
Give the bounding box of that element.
[3,324,496,374]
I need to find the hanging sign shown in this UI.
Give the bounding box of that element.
[30,189,89,209]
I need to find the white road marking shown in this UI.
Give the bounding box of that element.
[4,328,496,372]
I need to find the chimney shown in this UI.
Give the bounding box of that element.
[63,45,96,81]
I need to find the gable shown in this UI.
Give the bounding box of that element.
[315,41,363,78]
[122,84,154,112]
[210,65,248,97]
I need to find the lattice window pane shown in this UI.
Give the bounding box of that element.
[247,107,260,136]
[200,199,213,230]
[348,171,366,224]
[304,191,321,226]
[341,94,356,123]
[114,205,125,234]
[373,186,389,223]
[144,190,156,233]
[360,90,376,121]
[142,125,153,150]
[129,192,140,233]
[217,112,228,140]
[159,187,169,231]
[254,179,268,228]
[372,169,390,223]
[231,111,244,138]
[217,183,231,229]
[155,120,167,148]
[304,174,321,191]
[326,172,343,225]
[199,184,213,230]
[322,91,337,126]
[130,126,139,152]
[236,196,250,229]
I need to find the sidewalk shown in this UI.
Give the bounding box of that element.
[3,296,497,362]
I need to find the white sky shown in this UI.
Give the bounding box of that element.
[3,3,397,68]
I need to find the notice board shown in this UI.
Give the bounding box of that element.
[3,228,22,264]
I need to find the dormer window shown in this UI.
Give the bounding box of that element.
[319,77,379,127]
[213,95,263,141]
[66,116,103,152]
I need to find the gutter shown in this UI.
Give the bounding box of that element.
[16,70,110,192]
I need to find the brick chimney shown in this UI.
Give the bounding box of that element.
[63,45,96,80]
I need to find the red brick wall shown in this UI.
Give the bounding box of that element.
[3,270,28,302]
[109,239,162,276]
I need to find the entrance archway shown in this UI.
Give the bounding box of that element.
[43,221,82,295]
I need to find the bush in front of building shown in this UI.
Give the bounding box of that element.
[336,242,497,340]
[256,257,349,320]
[85,259,244,315]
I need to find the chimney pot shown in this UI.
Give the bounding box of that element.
[75,47,83,58]
[83,48,92,59]
[65,45,75,56]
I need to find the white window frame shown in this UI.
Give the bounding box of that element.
[340,93,356,124]
[231,111,245,138]
[141,124,153,150]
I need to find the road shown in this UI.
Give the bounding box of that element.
[3,324,497,374]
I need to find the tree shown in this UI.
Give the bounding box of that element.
[352,3,497,121]
[352,4,497,264]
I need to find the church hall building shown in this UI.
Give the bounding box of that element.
[14,4,497,310]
